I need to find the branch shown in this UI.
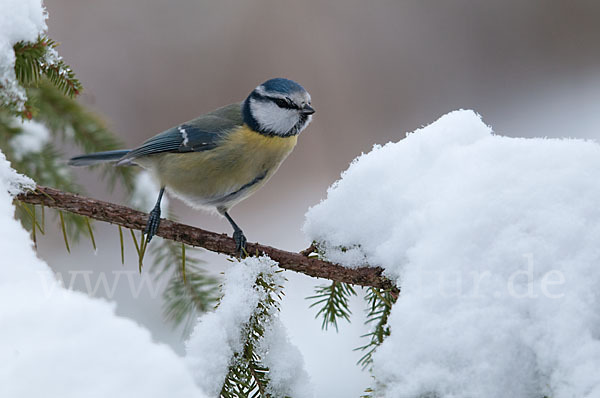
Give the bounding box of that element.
[16,186,398,291]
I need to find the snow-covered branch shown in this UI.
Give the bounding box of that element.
[16,185,398,291]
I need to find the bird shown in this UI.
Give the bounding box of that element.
[68,78,315,255]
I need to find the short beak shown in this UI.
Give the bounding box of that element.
[301,104,315,115]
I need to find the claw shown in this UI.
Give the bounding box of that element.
[144,206,161,243]
[233,229,247,258]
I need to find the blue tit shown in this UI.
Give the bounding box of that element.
[69,78,315,254]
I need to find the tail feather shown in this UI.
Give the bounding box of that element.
[68,150,131,166]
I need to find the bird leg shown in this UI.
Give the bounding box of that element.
[223,211,247,257]
[144,187,165,243]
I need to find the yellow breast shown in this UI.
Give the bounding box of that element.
[146,124,298,210]
[227,123,298,158]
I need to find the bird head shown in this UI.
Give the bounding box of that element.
[243,78,315,137]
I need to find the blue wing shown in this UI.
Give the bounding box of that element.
[119,125,220,161]
[117,103,243,165]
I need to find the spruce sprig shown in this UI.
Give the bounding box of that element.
[355,287,397,370]
[12,36,81,117]
[220,267,285,398]
[307,281,357,331]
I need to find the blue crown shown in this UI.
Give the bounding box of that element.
[260,78,306,94]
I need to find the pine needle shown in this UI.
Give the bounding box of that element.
[31,204,36,247]
[130,228,140,255]
[138,233,147,273]
[84,217,96,250]
[181,242,187,284]
[41,204,45,232]
[118,225,124,264]
[58,210,70,253]
[129,229,146,273]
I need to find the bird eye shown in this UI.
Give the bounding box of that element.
[273,98,291,109]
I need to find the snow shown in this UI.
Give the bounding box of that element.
[0,0,47,109]
[258,319,313,398]
[185,256,313,397]
[0,149,208,397]
[0,152,35,195]
[9,118,51,160]
[304,110,600,397]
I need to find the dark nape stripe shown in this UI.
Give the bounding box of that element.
[242,96,261,132]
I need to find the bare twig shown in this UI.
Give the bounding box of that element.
[16,186,398,291]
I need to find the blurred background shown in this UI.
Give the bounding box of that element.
[39,0,600,396]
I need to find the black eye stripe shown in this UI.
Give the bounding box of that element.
[250,91,301,110]
[271,96,300,110]
[273,98,290,108]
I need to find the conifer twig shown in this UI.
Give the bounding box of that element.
[16,186,398,291]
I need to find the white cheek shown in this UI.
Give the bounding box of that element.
[251,100,299,135]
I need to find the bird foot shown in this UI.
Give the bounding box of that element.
[144,206,161,243]
[233,229,247,258]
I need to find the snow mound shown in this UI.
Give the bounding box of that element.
[304,109,600,397]
[0,150,207,397]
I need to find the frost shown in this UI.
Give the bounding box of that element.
[304,109,600,397]
[185,256,313,397]
[9,118,50,160]
[42,45,62,69]
[0,149,208,397]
